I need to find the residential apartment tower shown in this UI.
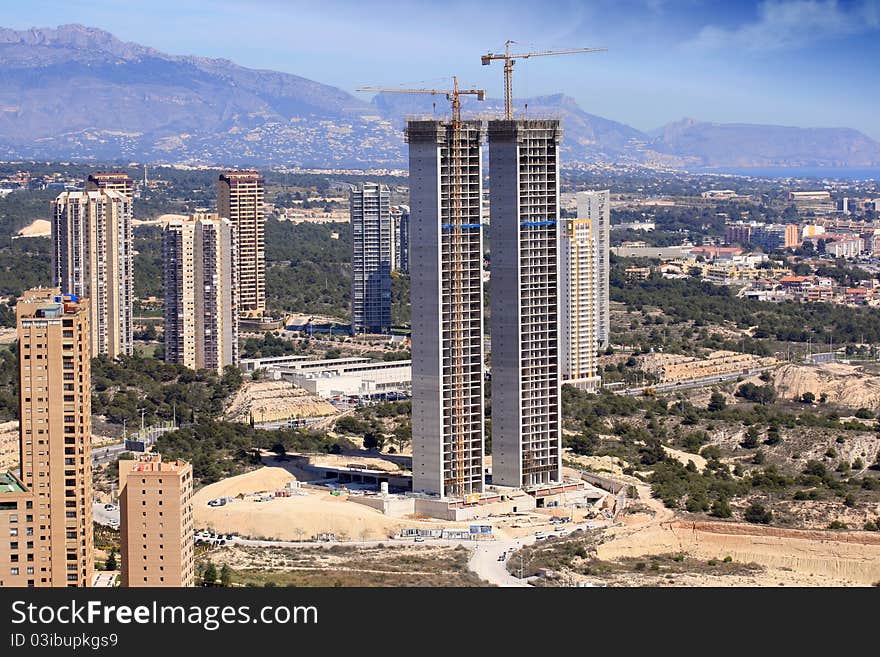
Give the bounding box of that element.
[217,171,265,317]
[52,190,134,358]
[119,454,194,587]
[350,183,393,334]
[576,190,610,348]
[16,288,94,586]
[163,214,238,373]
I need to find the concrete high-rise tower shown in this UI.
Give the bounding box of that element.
[577,190,610,348]
[489,119,562,488]
[52,190,133,358]
[350,183,393,334]
[16,288,94,587]
[86,172,133,196]
[217,171,265,317]
[407,120,485,498]
[560,216,600,391]
[119,454,194,587]
[392,204,411,274]
[163,214,238,373]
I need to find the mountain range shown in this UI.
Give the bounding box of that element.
[1,24,878,170]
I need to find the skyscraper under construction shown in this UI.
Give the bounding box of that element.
[408,119,485,498]
[489,119,563,488]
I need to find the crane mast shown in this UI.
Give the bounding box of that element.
[357,78,485,497]
[481,40,607,119]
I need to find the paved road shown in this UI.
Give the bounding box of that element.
[622,366,775,396]
[210,522,609,587]
[93,442,127,465]
[469,538,532,587]
[93,502,119,526]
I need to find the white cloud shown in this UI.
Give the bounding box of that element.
[686,0,880,51]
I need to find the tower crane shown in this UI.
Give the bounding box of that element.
[481,40,607,119]
[357,76,485,128]
[357,78,485,498]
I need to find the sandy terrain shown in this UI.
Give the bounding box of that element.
[0,328,17,345]
[767,362,880,409]
[224,380,337,423]
[0,421,19,472]
[192,466,296,500]
[662,445,707,471]
[597,485,880,586]
[15,219,50,238]
[192,466,434,540]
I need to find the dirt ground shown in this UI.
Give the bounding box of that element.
[0,421,18,472]
[765,362,880,409]
[15,219,50,237]
[224,380,337,423]
[597,485,880,586]
[192,466,450,541]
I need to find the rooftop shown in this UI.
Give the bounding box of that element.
[0,472,26,494]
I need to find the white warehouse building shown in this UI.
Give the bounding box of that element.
[281,359,412,398]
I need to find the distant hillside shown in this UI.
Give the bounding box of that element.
[0,24,402,166]
[0,24,878,169]
[651,118,880,169]
[371,92,670,165]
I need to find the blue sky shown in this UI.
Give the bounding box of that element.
[4,0,880,138]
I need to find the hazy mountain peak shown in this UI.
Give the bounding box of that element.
[0,24,877,169]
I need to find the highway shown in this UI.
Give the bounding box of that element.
[621,366,775,396]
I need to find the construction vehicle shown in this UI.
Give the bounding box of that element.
[481,40,607,119]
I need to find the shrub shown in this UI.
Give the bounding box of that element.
[744,502,772,524]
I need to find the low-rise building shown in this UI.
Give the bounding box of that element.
[119,454,194,588]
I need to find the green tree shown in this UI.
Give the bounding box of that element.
[220,564,233,587]
[105,550,117,571]
[710,497,732,518]
[707,391,726,412]
[744,502,772,524]
[800,392,815,404]
[202,562,217,586]
[363,431,385,451]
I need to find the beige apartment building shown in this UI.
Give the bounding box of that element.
[52,189,133,358]
[0,472,37,587]
[218,171,265,317]
[16,288,94,587]
[560,216,601,391]
[119,454,194,587]
[163,213,238,373]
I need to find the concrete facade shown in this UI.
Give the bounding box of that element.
[0,473,36,587]
[218,171,265,317]
[350,183,393,334]
[560,217,601,391]
[119,454,194,587]
[576,190,610,348]
[52,190,133,358]
[489,120,562,488]
[163,214,239,373]
[407,120,485,498]
[17,288,94,587]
